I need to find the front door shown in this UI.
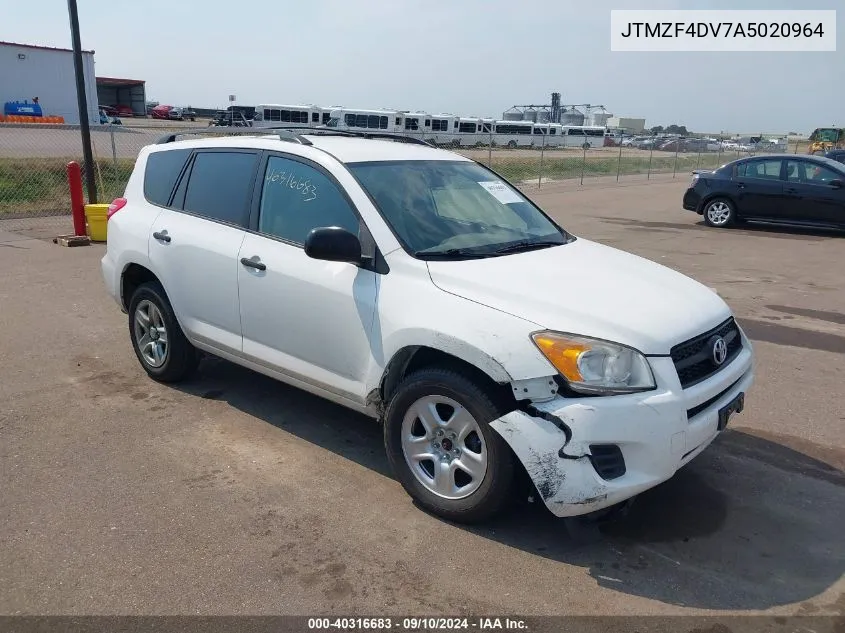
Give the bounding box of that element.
[237,153,379,403]
[784,159,845,225]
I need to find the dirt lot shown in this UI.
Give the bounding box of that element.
[0,178,843,617]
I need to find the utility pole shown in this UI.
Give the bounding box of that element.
[68,0,97,203]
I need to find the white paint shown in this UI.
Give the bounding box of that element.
[102,134,757,519]
[489,351,754,517]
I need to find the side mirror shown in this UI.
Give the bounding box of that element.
[304,227,362,264]
[829,179,843,189]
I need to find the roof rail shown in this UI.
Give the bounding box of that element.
[155,127,313,146]
[258,126,436,147]
[155,125,435,148]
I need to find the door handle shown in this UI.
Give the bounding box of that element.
[735,182,745,189]
[152,230,171,243]
[240,257,266,271]
[785,187,798,194]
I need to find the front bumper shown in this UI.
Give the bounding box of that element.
[490,335,754,517]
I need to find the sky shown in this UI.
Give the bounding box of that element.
[4,0,843,133]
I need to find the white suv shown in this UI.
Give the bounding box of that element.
[101,130,754,523]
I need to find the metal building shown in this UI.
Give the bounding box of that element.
[96,77,147,117]
[0,41,98,124]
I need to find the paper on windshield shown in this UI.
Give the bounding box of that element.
[478,181,523,204]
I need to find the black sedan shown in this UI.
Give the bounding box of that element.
[683,154,845,229]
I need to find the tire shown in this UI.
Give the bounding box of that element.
[128,281,198,383]
[703,197,737,228]
[384,367,515,523]
[507,140,517,149]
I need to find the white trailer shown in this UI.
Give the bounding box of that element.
[326,107,402,132]
[560,125,608,148]
[253,104,325,128]
[531,123,564,148]
[491,120,534,148]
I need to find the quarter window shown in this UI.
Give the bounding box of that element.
[258,156,360,245]
[143,148,191,206]
[182,151,258,226]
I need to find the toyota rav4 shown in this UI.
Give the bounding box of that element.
[101,129,754,523]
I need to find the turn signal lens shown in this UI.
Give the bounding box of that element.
[530,332,656,395]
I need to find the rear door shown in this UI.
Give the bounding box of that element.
[731,158,785,218]
[149,149,259,355]
[783,159,845,225]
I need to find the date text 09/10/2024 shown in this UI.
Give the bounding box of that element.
[307,617,528,630]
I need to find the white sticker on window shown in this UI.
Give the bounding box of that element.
[478,180,522,204]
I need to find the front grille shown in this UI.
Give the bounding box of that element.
[671,317,742,389]
[589,445,626,480]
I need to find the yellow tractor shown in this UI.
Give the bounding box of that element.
[807,127,844,154]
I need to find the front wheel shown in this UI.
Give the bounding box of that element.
[384,368,515,523]
[703,198,737,228]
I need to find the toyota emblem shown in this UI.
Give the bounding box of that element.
[712,337,728,366]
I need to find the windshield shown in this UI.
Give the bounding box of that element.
[348,160,571,259]
[810,128,842,143]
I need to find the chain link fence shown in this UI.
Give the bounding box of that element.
[0,119,809,217]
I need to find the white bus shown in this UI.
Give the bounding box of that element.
[326,107,402,132]
[491,120,535,148]
[253,104,326,128]
[560,125,608,148]
[530,123,564,148]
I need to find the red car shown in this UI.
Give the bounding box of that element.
[116,105,134,117]
[150,105,174,119]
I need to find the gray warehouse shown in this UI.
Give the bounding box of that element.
[0,40,99,124]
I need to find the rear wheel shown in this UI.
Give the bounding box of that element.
[703,198,736,228]
[128,281,198,382]
[507,140,517,149]
[384,367,515,523]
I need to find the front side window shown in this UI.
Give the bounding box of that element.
[803,162,841,184]
[349,160,569,258]
[182,151,258,226]
[258,156,360,245]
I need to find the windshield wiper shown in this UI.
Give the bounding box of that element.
[414,248,490,260]
[491,240,564,255]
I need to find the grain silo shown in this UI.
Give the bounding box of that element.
[560,107,585,126]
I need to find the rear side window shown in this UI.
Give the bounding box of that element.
[182,151,258,226]
[143,149,191,206]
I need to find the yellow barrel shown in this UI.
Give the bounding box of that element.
[84,204,110,242]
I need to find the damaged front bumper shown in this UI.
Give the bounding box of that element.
[490,347,754,518]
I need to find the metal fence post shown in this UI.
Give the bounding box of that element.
[538,132,545,188]
[647,143,654,180]
[673,141,679,177]
[696,146,702,169]
[487,126,493,168]
[580,143,586,185]
[616,138,623,182]
[109,123,117,170]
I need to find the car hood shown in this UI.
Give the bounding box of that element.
[425,238,732,354]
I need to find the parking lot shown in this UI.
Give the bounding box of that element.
[1,177,843,617]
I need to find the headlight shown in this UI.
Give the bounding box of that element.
[531,331,656,395]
